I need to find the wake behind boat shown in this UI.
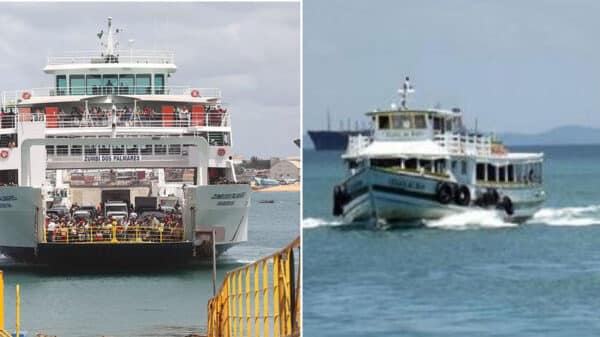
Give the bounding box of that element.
[332,78,546,228]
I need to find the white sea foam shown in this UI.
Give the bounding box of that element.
[530,205,600,226]
[302,217,343,229]
[424,209,518,230]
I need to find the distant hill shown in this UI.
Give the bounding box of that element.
[500,126,600,146]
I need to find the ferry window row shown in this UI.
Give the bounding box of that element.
[55,74,165,96]
[376,114,462,133]
[476,162,542,184]
[378,114,427,130]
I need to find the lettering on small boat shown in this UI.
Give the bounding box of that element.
[388,178,425,191]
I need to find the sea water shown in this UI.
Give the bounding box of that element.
[304,145,600,337]
[0,191,299,337]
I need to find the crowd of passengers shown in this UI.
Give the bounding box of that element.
[29,104,226,128]
[45,203,184,243]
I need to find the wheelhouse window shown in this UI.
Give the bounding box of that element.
[118,74,134,95]
[56,75,67,96]
[135,74,151,94]
[102,74,118,95]
[378,115,390,129]
[413,114,427,129]
[87,75,102,95]
[154,74,165,94]
[392,115,411,129]
[69,75,85,95]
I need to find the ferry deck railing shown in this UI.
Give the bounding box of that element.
[207,236,300,337]
[47,49,175,65]
[434,133,492,156]
[44,224,185,244]
[345,134,371,156]
[2,86,221,101]
[0,111,231,130]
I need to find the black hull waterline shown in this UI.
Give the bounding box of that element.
[0,242,231,266]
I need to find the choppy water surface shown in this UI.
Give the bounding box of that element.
[0,191,298,337]
[304,145,600,337]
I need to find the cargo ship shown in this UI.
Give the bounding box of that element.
[306,110,370,150]
[0,18,251,265]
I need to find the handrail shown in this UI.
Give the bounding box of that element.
[47,49,175,65]
[2,86,221,99]
[44,225,185,244]
[207,236,301,337]
[0,271,20,337]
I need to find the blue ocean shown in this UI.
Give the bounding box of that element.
[304,145,600,337]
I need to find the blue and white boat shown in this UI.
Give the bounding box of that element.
[333,80,546,228]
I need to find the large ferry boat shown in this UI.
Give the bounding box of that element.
[0,18,250,265]
[333,79,546,228]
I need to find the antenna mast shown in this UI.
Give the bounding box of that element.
[99,17,123,62]
[326,107,331,131]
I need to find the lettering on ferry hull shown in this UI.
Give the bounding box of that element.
[84,155,141,162]
[211,192,246,200]
[0,195,17,208]
[388,178,426,191]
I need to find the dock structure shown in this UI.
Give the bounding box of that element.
[207,236,301,337]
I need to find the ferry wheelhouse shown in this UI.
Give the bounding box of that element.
[333,81,546,227]
[0,18,250,264]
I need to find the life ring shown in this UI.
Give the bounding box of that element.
[0,150,8,159]
[217,148,226,157]
[22,91,31,100]
[191,89,200,98]
[455,185,471,206]
[500,196,514,215]
[436,182,453,204]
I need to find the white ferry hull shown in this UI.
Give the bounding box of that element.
[0,184,251,265]
[339,168,545,227]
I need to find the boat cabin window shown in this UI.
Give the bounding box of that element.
[135,74,151,94]
[154,74,165,94]
[378,115,390,129]
[433,117,444,132]
[413,115,427,129]
[118,75,135,95]
[404,158,417,170]
[392,115,411,129]
[69,75,85,95]
[56,75,67,96]
[103,75,118,95]
[87,75,102,95]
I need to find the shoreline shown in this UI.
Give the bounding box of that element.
[252,182,300,192]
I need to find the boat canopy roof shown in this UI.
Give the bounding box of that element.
[344,140,449,159]
[366,108,461,118]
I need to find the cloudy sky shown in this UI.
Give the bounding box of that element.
[305,0,600,140]
[0,2,300,158]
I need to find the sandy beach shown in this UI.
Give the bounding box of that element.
[253,182,300,192]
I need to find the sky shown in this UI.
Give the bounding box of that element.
[304,0,600,139]
[0,2,300,159]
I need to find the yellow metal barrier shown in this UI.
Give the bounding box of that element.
[207,236,301,337]
[0,271,21,337]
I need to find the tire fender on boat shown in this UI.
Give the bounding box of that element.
[455,185,471,206]
[332,185,344,216]
[436,182,453,204]
[500,196,514,215]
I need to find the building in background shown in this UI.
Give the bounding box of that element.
[269,157,301,180]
